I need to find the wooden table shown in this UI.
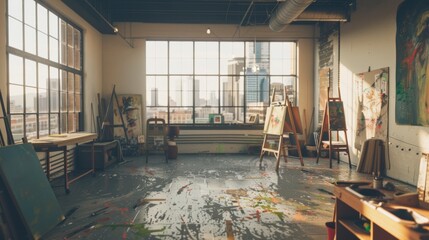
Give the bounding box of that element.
[334,184,429,240]
[29,132,97,193]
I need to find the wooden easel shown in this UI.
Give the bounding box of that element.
[316,87,352,168]
[100,85,129,143]
[259,89,304,171]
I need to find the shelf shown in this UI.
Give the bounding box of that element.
[339,219,370,240]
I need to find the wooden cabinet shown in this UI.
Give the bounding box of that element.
[77,141,120,170]
[334,185,429,240]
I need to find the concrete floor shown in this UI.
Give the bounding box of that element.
[44,154,413,240]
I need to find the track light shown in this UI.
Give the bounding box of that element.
[206,28,211,35]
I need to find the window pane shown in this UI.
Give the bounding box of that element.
[270,76,297,103]
[25,87,37,113]
[74,29,81,70]
[75,94,81,112]
[195,107,218,123]
[61,92,67,112]
[245,74,269,105]
[39,88,48,113]
[61,113,67,132]
[221,107,241,123]
[60,20,67,65]
[38,63,48,89]
[169,41,193,74]
[146,76,168,106]
[146,41,168,74]
[60,70,67,91]
[146,107,168,121]
[25,114,37,139]
[195,42,218,74]
[50,67,59,90]
[10,115,24,142]
[39,114,49,136]
[49,11,58,38]
[220,42,244,74]
[9,0,23,20]
[49,37,59,62]
[67,113,75,132]
[24,0,36,27]
[25,59,37,87]
[245,41,270,74]
[221,76,244,106]
[8,18,23,50]
[68,92,74,111]
[68,72,74,92]
[37,31,48,59]
[37,3,48,34]
[10,85,23,113]
[195,76,218,106]
[74,74,81,92]
[169,107,193,124]
[67,24,74,68]
[50,114,59,134]
[270,42,296,75]
[9,55,24,85]
[50,90,59,112]
[170,76,193,107]
[24,26,36,54]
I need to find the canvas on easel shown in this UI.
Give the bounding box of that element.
[316,87,352,169]
[260,89,304,171]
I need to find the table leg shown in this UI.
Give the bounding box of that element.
[45,151,50,181]
[64,147,70,194]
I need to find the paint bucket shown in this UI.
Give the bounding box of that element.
[325,221,335,240]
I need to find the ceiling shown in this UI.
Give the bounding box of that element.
[61,0,356,34]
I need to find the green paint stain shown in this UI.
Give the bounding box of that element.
[101,223,165,237]
[272,212,284,222]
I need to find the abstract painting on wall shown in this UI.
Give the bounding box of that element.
[396,1,429,126]
[354,68,389,150]
[113,94,143,142]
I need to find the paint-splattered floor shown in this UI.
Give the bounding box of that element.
[44,154,412,240]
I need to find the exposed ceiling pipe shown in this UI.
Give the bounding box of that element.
[269,0,314,32]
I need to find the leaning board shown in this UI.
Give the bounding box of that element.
[0,144,64,239]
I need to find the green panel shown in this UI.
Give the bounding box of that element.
[0,144,64,239]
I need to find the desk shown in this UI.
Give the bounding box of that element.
[29,132,97,193]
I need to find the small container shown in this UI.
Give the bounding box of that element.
[373,177,383,189]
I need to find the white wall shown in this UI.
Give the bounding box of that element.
[340,0,428,185]
[102,23,315,152]
[0,0,103,133]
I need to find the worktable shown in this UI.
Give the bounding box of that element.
[334,183,429,240]
[29,132,97,193]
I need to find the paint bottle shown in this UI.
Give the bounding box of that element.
[373,177,383,189]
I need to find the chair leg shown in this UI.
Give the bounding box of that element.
[329,147,332,168]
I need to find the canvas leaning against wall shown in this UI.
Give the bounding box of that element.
[113,95,143,143]
[396,0,429,126]
[354,68,389,150]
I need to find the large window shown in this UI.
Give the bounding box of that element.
[7,0,83,141]
[146,41,296,125]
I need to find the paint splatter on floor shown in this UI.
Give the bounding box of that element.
[45,154,413,239]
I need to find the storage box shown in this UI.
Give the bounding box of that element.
[77,141,120,170]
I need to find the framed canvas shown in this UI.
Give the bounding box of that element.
[113,94,143,141]
[264,105,286,135]
[213,114,222,124]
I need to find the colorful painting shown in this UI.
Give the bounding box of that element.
[113,94,143,141]
[396,1,429,126]
[263,105,286,135]
[354,68,389,150]
[328,101,346,131]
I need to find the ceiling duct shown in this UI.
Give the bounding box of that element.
[269,0,314,32]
